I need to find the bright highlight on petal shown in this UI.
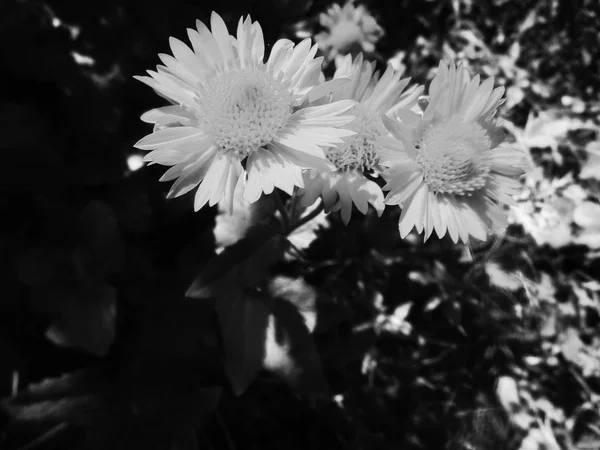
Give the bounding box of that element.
[134,12,356,211]
[382,62,526,243]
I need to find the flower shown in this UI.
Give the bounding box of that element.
[380,62,526,243]
[316,1,384,60]
[298,54,423,224]
[134,13,356,212]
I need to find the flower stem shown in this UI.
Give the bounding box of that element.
[290,200,325,233]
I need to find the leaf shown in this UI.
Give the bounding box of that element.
[170,426,199,450]
[560,328,583,364]
[216,290,270,395]
[520,111,594,150]
[78,201,124,276]
[572,201,600,229]
[268,276,317,333]
[263,297,328,398]
[186,229,288,299]
[1,368,109,427]
[485,262,523,291]
[45,281,117,357]
[495,376,520,412]
[579,141,600,180]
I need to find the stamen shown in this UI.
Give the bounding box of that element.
[326,106,381,172]
[416,118,492,195]
[196,68,293,157]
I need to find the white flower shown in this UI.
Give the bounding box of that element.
[298,54,423,224]
[134,13,356,212]
[316,1,384,59]
[381,62,526,243]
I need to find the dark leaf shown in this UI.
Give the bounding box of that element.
[45,281,117,357]
[170,426,199,450]
[216,290,270,395]
[186,229,288,299]
[1,368,109,427]
[78,201,124,276]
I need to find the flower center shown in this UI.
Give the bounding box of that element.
[416,118,492,195]
[197,68,293,157]
[326,105,380,172]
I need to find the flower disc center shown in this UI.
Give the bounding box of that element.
[199,69,293,156]
[326,105,381,172]
[416,118,492,195]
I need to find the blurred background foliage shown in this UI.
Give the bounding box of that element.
[1,0,600,449]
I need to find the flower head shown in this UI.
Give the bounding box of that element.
[381,62,526,243]
[316,1,384,59]
[298,54,423,224]
[135,13,355,212]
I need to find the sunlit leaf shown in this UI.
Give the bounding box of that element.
[263,297,328,398]
[485,262,523,291]
[579,141,600,180]
[572,201,600,229]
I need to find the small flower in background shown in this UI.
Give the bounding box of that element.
[135,13,356,212]
[298,53,422,224]
[315,1,384,61]
[381,62,526,243]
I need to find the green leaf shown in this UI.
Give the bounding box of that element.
[263,297,328,398]
[186,229,288,299]
[216,290,270,395]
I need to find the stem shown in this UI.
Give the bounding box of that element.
[273,191,291,232]
[290,200,325,233]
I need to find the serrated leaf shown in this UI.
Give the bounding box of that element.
[216,291,270,395]
[186,229,288,299]
[263,297,328,398]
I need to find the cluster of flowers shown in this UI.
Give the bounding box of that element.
[135,12,525,244]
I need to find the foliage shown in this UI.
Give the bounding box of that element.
[1,1,600,450]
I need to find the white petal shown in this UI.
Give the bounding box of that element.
[166,145,219,198]
[135,127,206,150]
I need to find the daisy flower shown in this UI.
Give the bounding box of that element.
[381,62,526,243]
[298,54,423,224]
[316,1,384,60]
[134,13,356,212]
